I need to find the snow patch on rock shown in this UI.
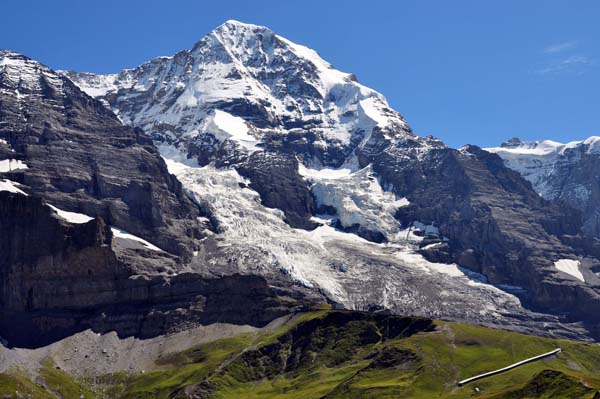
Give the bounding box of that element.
[0,159,28,172]
[206,110,257,150]
[0,179,27,195]
[111,227,163,252]
[48,205,94,224]
[554,259,584,282]
[47,204,163,252]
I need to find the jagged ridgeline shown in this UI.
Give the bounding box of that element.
[1,19,600,399]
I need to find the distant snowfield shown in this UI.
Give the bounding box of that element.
[554,259,584,282]
[487,137,600,156]
[485,137,600,199]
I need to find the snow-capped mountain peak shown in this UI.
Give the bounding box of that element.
[63,20,412,167]
[206,19,356,95]
[1,50,64,94]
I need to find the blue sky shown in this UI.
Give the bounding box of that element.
[2,0,599,148]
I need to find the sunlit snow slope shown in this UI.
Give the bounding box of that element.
[63,20,415,169]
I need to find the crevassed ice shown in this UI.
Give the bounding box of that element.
[299,162,409,241]
[159,144,527,318]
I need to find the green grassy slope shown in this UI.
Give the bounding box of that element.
[1,310,599,399]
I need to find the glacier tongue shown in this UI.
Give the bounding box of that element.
[157,145,575,338]
[161,153,348,299]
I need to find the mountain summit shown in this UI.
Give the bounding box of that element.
[64,20,417,170]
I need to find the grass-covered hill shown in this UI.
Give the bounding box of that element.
[2,309,600,398]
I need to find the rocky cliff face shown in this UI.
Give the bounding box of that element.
[0,51,209,259]
[384,145,600,321]
[0,145,302,349]
[0,51,305,348]
[3,21,600,345]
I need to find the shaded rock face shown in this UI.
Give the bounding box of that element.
[0,51,209,259]
[3,271,299,349]
[0,192,121,313]
[236,152,317,229]
[0,191,301,348]
[368,143,600,323]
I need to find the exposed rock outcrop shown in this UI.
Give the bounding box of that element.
[0,192,301,348]
[0,51,209,259]
[369,142,600,323]
[236,152,317,229]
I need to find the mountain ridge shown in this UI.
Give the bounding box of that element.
[487,136,600,237]
[2,21,600,345]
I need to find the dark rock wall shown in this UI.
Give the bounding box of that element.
[0,192,300,348]
[0,54,209,259]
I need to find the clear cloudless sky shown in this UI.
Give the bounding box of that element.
[2,0,599,148]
